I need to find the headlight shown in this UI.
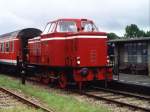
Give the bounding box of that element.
[77,60,80,64]
[77,56,80,65]
[107,56,110,63]
[107,59,110,63]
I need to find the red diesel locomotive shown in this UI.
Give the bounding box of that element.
[0,18,112,88]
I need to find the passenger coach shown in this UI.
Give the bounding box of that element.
[0,28,41,72]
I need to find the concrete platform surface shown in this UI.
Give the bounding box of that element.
[113,73,150,87]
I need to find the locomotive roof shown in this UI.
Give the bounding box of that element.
[48,18,93,23]
[0,28,42,39]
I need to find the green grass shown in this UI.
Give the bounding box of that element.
[0,75,111,112]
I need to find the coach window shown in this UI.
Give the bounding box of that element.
[1,43,4,52]
[6,42,10,52]
[0,43,2,52]
[0,43,1,52]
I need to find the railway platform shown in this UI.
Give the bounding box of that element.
[113,73,150,87]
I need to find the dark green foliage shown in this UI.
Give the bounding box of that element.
[107,33,119,40]
[137,30,146,37]
[124,24,149,38]
[125,24,140,38]
[145,31,150,37]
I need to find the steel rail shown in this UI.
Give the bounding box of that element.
[0,87,54,112]
[83,92,150,112]
[91,86,150,100]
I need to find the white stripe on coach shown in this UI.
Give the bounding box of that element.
[0,38,19,42]
[0,59,17,64]
[28,41,40,44]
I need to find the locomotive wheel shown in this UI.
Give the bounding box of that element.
[58,74,67,89]
[41,75,50,84]
[42,78,50,84]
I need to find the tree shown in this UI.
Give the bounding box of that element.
[145,31,150,37]
[124,24,141,38]
[107,33,119,40]
[137,30,145,37]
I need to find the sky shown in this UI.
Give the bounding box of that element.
[0,0,149,36]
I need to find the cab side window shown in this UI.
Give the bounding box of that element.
[48,23,56,33]
[42,22,56,34]
[42,23,52,34]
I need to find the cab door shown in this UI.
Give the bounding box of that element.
[41,22,57,65]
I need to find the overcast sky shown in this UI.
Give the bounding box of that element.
[0,0,149,36]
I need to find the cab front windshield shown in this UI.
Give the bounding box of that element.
[82,21,98,32]
[57,21,77,32]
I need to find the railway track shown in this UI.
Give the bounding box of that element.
[0,87,54,112]
[26,77,150,112]
[81,86,150,112]
[2,74,150,112]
